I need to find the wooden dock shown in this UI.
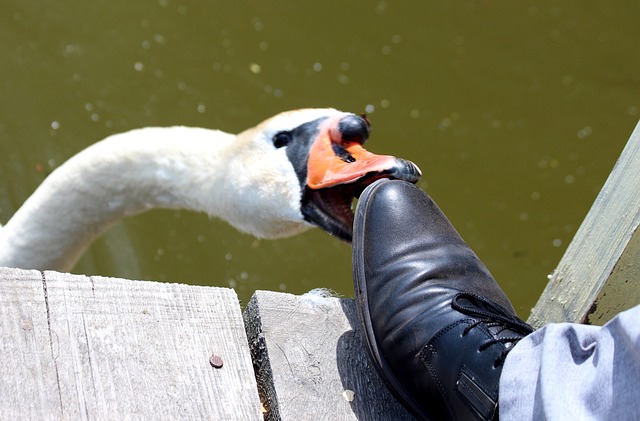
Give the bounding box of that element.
[2,120,638,419]
[0,268,412,420]
[1,269,262,420]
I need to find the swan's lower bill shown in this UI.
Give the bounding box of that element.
[301,158,421,242]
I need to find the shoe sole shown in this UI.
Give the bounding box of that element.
[352,179,427,420]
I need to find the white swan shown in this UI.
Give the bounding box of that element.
[0,108,421,272]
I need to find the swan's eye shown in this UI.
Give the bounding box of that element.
[273,131,292,148]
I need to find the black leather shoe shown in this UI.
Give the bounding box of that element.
[352,179,533,421]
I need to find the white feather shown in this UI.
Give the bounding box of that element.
[0,108,346,272]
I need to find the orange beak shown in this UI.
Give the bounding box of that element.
[306,115,421,190]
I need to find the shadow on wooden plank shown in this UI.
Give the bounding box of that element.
[244,290,414,421]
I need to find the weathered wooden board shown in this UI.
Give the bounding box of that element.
[0,267,262,420]
[528,119,640,327]
[244,290,413,421]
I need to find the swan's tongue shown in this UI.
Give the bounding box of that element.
[306,114,421,189]
[302,113,421,242]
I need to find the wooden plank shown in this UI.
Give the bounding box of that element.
[0,268,59,420]
[0,267,262,420]
[244,290,413,421]
[528,120,640,327]
[585,228,640,324]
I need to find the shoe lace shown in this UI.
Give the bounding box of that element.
[452,292,534,367]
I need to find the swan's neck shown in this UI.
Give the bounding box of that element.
[0,127,235,271]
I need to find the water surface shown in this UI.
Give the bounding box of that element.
[2,1,639,318]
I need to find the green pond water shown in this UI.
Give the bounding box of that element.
[1,1,639,318]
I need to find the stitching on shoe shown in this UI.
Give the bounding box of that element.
[456,366,498,421]
[419,318,471,360]
[417,319,474,410]
[419,319,503,420]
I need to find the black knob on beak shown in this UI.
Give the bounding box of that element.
[338,114,370,144]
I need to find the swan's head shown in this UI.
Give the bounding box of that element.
[225,109,421,242]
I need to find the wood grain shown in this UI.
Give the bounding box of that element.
[0,267,262,420]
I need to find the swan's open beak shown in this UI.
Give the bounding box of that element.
[302,114,421,242]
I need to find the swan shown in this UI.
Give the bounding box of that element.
[0,109,421,272]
